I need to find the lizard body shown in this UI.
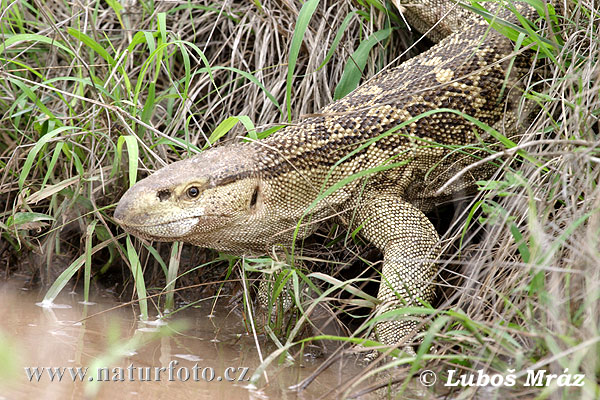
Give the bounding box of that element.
[114,1,535,356]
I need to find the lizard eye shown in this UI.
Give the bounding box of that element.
[187,186,200,199]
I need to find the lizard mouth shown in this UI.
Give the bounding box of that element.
[114,213,235,241]
[114,216,201,240]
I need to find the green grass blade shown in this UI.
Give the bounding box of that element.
[8,78,60,124]
[40,142,64,189]
[0,33,74,56]
[317,11,357,70]
[6,212,54,228]
[286,0,320,121]
[104,0,124,28]
[116,135,139,187]
[84,220,98,303]
[144,244,168,277]
[43,255,85,303]
[67,28,115,63]
[204,115,257,148]
[165,242,180,312]
[157,12,167,43]
[126,236,148,320]
[18,127,75,190]
[333,28,392,100]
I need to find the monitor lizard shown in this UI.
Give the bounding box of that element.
[114,0,537,360]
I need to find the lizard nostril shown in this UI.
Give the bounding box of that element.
[157,189,171,202]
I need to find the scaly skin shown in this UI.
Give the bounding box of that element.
[114,2,535,359]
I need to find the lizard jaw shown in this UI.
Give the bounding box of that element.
[114,215,201,242]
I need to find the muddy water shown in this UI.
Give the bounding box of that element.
[0,279,369,399]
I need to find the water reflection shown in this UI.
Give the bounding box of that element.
[0,279,366,399]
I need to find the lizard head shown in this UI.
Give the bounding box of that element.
[113,144,279,254]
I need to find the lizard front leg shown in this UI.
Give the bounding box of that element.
[352,191,440,360]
